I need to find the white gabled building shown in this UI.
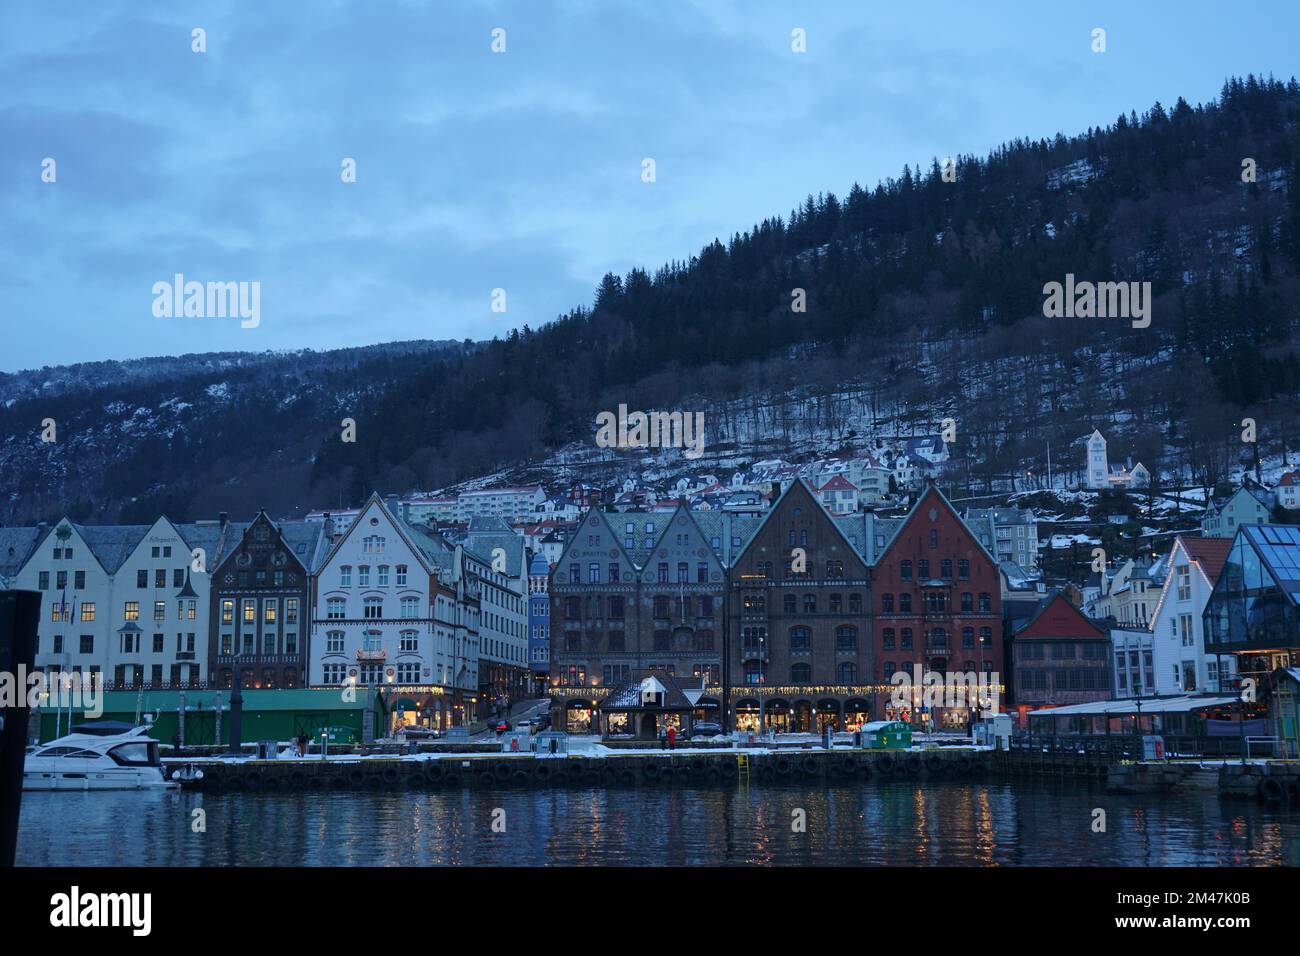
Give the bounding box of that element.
[1086,429,1109,489]
[18,517,222,690]
[1146,535,1236,694]
[108,516,221,689]
[310,494,480,732]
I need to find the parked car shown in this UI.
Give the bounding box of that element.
[691,722,724,738]
[491,719,512,735]
[400,725,440,740]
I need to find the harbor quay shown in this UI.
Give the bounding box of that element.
[164,736,1300,802]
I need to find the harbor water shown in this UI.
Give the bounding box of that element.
[16,779,1300,866]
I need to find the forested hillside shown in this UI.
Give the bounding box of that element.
[5,75,1300,523]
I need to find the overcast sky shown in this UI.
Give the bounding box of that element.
[2,1,1296,372]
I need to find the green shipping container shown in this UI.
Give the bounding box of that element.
[862,720,912,750]
[37,688,383,746]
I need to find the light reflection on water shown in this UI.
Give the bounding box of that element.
[16,780,1300,867]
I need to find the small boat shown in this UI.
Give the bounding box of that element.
[23,722,178,791]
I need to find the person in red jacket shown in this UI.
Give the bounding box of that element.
[666,725,677,750]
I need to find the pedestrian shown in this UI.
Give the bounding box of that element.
[667,724,676,750]
[298,731,309,758]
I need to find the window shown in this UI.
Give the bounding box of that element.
[830,593,842,613]
[400,631,419,652]
[697,563,709,583]
[80,602,95,622]
[123,601,139,622]
[326,631,344,654]
[173,568,185,588]
[918,559,930,579]
[940,559,952,579]
[837,662,857,683]
[881,593,894,613]
[677,563,688,583]
[609,596,624,619]
[783,594,796,614]
[802,594,816,614]
[654,596,670,618]
[155,569,166,588]
[958,559,969,580]
[264,601,278,624]
[326,597,346,619]
[961,592,973,612]
[882,627,896,649]
[607,631,625,652]
[899,593,912,613]
[978,593,991,613]
[400,597,419,618]
[378,565,389,587]
[396,565,408,586]
[286,598,298,624]
[849,593,863,614]
[340,566,352,587]
[901,628,913,650]
[74,570,85,589]
[962,627,974,648]
[242,600,256,623]
[154,601,166,621]
[789,626,811,650]
[609,563,620,583]
[694,630,714,651]
[358,566,370,587]
[38,571,49,590]
[791,663,812,683]
[657,563,668,583]
[836,626,857,650]
[80,634,94,654]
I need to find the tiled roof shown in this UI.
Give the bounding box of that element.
[1178,535,1233,586]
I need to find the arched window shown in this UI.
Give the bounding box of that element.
[929,529,938,549]
[837,662,857,683]
[791,663,812,683]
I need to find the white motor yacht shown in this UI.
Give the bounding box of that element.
[23,722,178,791]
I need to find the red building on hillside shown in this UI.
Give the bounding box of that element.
[872,485,1004,729]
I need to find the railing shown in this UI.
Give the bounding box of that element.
[1011,733,1256,759]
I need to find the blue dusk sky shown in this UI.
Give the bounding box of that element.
[1,1,1296,371]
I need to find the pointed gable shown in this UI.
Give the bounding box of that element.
[552,508,638,585]
[638,505,726,585]
[876,484,1000,570]
[732,478,869,578]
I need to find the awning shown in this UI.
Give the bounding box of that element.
[1026,694,1239,718]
